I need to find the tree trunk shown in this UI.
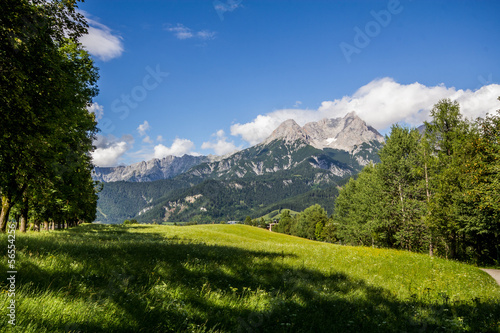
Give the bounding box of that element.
[44,221,49,231]
[398,183,409,250]
[424,161,430,203]
[429,234,434,257]
[51,221,55,231]
[423,152,433,257]
[19,192,28,233]
[449,233,457,259]
[0,195,12,232]
[398,183,405,222]
[19,213,27,232]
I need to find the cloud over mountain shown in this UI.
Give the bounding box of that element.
[154,138,196,158]
[92,134,134,167]
[201,130,240,155]
[231,78,500,146]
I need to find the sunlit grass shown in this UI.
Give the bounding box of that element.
[1,224,499,332]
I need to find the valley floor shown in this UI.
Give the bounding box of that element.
[1,224,499,332]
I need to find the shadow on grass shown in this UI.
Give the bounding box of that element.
[4,224,500,332]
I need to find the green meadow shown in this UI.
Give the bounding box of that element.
[1,224,499,332]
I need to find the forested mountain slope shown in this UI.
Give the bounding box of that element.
[96,113,383,223]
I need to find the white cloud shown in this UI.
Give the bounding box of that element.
[230,110,316,146]
[88,102,104,120]
[137,121,150,136]
[79,13,124,61]
[137,121,154,144]
[455,85,500,120]
[215,129,225,138]
[166,23,216,40]
[214,0,243,13]
[231,78,500,145]
[92,134,134,167]
[201,130,240,155]
[156,135,164,142]
[154,138,196,158]
[166,24,193,39]
[197,30,216,40]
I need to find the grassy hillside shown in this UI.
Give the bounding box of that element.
[1,224,499,332]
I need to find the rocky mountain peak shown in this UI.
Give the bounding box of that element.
[94,112,384,184]
[262,119,310,145]
[263,111,384,152]
[93,154,210,182]
[310,111,384,151]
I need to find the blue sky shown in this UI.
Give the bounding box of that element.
[78,0,500,166]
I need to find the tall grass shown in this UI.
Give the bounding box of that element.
[1,224,499,332]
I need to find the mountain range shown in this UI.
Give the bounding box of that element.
[95,112,385,224]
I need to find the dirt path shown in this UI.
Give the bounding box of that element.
[481,269,500,286]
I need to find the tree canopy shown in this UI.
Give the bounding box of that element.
[332,98,500,264]
[0,0,99,232]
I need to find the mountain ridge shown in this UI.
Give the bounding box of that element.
[264,111,384,151]
[93,154,222,182]
[93,112,384,183]
[95,112,385,223]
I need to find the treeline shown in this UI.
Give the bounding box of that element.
[274,99,500,265]
[247,205,337,242]
[0,1,99,232]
